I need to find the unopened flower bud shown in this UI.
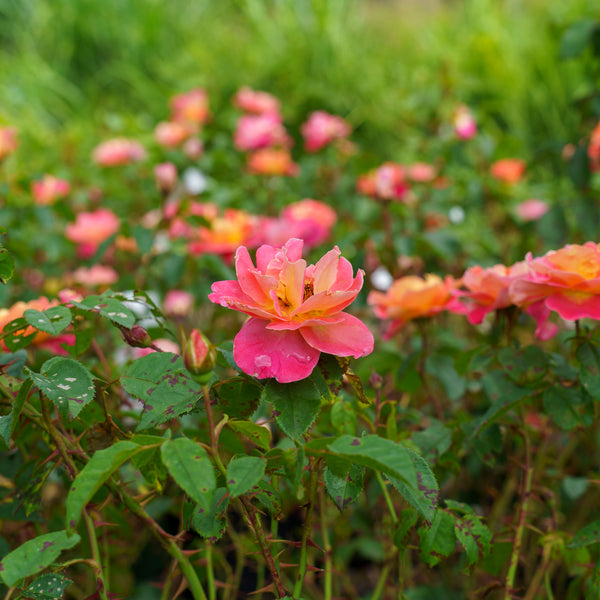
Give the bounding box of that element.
[184,329,217,381]
[120,324,153,349]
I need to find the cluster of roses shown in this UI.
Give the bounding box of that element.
[369,241,600,341]
[232,86,352,176]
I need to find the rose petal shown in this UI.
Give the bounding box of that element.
[300,312,374,358]
[234,317,320,383]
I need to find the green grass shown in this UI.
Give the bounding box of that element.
[0,0,598,169]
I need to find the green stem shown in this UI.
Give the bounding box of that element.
[504,419,534,600]
[293,458,320,598]
[205,541,216,600]
[166,538,208,600]
[83,511,109,600]
[319,486,333,600]
[370,563,391,600]
[375,471,398,524]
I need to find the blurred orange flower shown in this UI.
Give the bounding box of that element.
[368,274,456,338]
[490,158,526,184]
[247,148,299,177]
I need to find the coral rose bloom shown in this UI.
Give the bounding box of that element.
[247,148,299,176]
[452,105,477,140]
[510,243,600,337]
[65,208,120,258]
[234,113,291,151]
[368,274,455,338]
[451,262,528,324]
[490,158,526,184]
[301,111,351,152]
[209,238,374,383]
[170,88,210,128]
[92,138,147,167]
[514,199,549,222]
[31,175,70,206]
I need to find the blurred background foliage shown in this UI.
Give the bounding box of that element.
[0,0,598,171]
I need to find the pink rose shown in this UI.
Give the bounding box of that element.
[209,239,373,382]
[301,111,351,152]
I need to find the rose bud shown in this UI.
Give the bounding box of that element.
[184,329,217,382]
[119,324,153,349]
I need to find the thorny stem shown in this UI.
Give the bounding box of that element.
[39,395,110,600]
[504,413,534,600]
[293,458,320,598]
[239,497,288,598]
[201,384,286,597]
[33,398,208,600]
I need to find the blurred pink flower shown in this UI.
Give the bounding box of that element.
[234,113,291,151]
[65,208,120,258]
[247,148,299,177]
[490,158,526,184]
[154,121,191,147]
[588,120,600,172]
[514,199,549,222]
[31,175,70,206]
[233,86,281,115]
[0,127,18,161]
[209,238,373,382]
[452,105,477,140]
[134,338,180,358]
[301,111,351,152]
[164,290,194,317]
[407,162,437,183]
[69,265,119,288]
[258,200,336,249]
[187,208,260,261]
[92,138,147,167]
[510,242,600,339]
[154,162,178,195]
[450,262,528,325]
[170,88,210,129]
[182,137,204,159]
[368,274,456,338]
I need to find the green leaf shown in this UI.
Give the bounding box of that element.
[417,510,456,567]
[0,247,15,284]
[227,420,271,451]
[24,307,72,336]
[497,345,548,385]
[26,357,95,421]
[324,461,364,511]
[465,371,531,435]
[0,349,28,377]
[425,353,465,401]
[559,19,599,59]
[266,378,322,440]
[190,487,230,542]
[576,342,600,400]
[74,294,135,328]
[2,317,38,351]
[211,377,262,419]
[160,438,216,511]
[226,456,266,497]
[22,573,72,599]
[543,386,594,430]
[454,515,492,567]
[0,530,81,586]
[325,435,418,491]
[66,441,141,532]
[387,449,439,523]
[121,352,202,431]
[329,398,356,435]
[568,520,600,549]
[393,508,418,549]
[253,481,283,519]
[0,379,32,449]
